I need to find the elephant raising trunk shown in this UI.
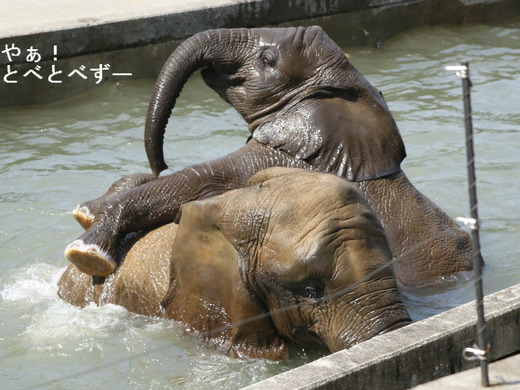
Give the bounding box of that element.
[66,26,473,287]
[145,27,406,181]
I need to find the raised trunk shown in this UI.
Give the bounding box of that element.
[145,29,250,177]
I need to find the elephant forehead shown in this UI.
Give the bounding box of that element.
[258,179,369,263]
[254,26,339,69]
[258,239,328,282]
[265,204,374,255]
[247,172,369,229]
[254,26,325,47]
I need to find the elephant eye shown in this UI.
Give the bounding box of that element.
[259,49,277,68]
[303,286,320,299]
[291,280,325,301]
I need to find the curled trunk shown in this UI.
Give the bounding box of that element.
[145,29,250,176]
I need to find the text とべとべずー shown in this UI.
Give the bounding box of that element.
[2,44,132,84]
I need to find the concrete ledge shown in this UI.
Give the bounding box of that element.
[0,0,411,66]
[2,0,520,106]
[243,283,520,390]
[3,0,520,65]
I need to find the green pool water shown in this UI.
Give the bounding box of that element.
[0,18,519,390]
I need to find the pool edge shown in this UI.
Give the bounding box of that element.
[243,282,520,389]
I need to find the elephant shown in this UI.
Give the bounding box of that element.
[64,26,474,287]
[59,168,411,360]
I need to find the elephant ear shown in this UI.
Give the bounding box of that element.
[165,198,289,360]
[252,90,406,181]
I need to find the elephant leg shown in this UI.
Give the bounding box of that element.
[65,140,310,276]
[356,170,473,287]
[73,173,156,230]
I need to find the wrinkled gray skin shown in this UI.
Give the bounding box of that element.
[66,26,473,286]
[60,168,411,360]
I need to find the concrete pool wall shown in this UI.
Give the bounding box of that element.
[2,0,520,106]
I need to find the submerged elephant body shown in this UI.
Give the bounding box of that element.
[59,169,411,359]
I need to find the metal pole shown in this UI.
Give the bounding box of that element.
[446,61,489,386]
[460,61,484,268]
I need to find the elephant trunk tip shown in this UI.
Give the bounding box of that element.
[145,135,168,177]
[151,162,168,178]
[148,155,168,178]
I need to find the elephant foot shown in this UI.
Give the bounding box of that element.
[72,173,157,230]
[65,240,117,277]
[72,204,96,230]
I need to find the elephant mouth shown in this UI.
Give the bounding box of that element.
[201,67,245,90]
[327,316,411,353]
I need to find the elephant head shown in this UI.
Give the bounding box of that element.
[163,168,411,359]
[145,26,405,181]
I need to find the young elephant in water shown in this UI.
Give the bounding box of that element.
[59,168,411,360]
[65,26,473,287]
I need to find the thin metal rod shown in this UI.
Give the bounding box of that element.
[460,60,489,387]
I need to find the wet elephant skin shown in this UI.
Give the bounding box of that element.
[64,26,472,290]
